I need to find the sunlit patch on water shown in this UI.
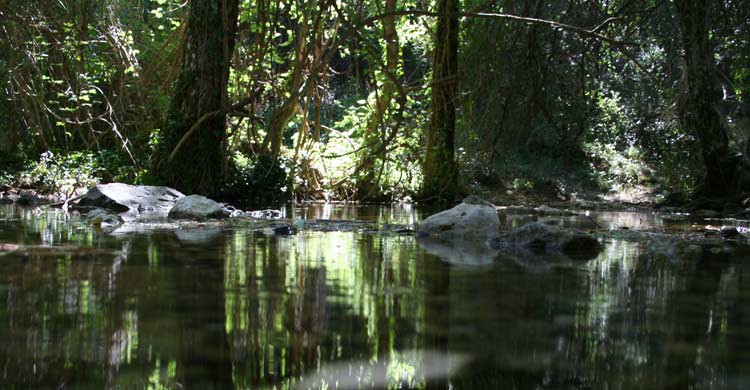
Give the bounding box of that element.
[295,350,470,389]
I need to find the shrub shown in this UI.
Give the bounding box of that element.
[221,153,292,208]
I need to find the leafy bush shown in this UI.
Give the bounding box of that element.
[221,153,292,208]
[1,149,143,196]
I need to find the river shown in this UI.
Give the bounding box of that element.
[0,203,749,389]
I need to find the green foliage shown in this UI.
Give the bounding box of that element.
[1,150,143,195]
[584,90,700,194]
[584,92,652,190]
[1,0,746,202]
[221,153,292,208]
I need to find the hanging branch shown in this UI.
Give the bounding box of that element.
[360,10,638,47]
[355,8,661,88]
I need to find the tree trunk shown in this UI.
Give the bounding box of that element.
[263,10,310,156]
[156,0,240,196]
[422,0,459,202]
[675,0,730,195]
[356,0,400,199]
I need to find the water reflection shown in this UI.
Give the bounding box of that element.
[296,350,470,389]
[1,204,750,388]
[416,237,497,266]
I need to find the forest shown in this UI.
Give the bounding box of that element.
[1,0,749,208]
[4,2,750,389]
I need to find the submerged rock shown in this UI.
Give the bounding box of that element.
[84,208,124,233]
[695,209,720,219]
[86,208,124,226]
[490,222,602,260]
[77,183,184,215]
[720,225,739,238]
[273,225,293,235]
[534,205,578,216]
[417,197,500,240]
[168,195,229,220]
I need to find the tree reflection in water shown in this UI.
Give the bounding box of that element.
[0,204,749,388]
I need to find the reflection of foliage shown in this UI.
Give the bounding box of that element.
[147,358,178,390]
[223,229,428,388]
[2,205,749,388]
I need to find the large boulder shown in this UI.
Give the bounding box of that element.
[168,195,229,220]
[417,196,500,240]
[77,183,184,214]
[491,221,602,260]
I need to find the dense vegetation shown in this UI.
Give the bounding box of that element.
[1,0,749,206]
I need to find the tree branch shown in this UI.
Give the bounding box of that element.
[361,10,637,47]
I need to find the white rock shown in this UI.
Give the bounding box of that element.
[168,195,228,220]
[77,183,184,215]
[417,198,500,240]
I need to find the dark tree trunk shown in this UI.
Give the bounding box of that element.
[156,0,240,196]
[422,0,459,202]
[675,0,730,195]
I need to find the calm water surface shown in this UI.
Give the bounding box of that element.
[1,204,750,389]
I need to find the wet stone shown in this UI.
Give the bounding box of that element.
[167,195,229,220]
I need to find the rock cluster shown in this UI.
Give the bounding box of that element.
[416,197,602,264]
[74,183,231,223]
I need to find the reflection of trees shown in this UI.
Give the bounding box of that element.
[0,213,233,389]
[4,205,750,389]
[576,240,737,389]
[223,231,431,388]
[0,245,135,387]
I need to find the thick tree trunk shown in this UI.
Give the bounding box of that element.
[156,0,240,196]
[422,0,459,202]
[675,0,730,195]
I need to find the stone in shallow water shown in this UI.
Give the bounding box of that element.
[491,221,602,260]
[417,197,499,240]
[273,225,293,235]
[719,225,739,238]
[85,208,124,226]
[167,195,228,220]
[534,205,578,216]
[77,183,185,214]
[695,209,720,219]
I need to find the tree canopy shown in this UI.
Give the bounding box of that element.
[1,0,749,206]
